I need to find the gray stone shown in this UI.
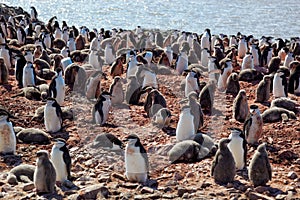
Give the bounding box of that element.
[141,186,154,194]
[111,172,126,181]
[275,194,287,200]
[287,171,298,179]
[177,187,188,197]
[79,184,108,199]
[255,186,270,193]
[23,183,34,191]
[247,191,273,200]
[7,173,17,185]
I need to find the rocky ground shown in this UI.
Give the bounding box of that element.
[0,58,299,200]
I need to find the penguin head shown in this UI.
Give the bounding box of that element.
[46,97,57,106]
[125,134,141,147]
[250,104,259,114]
[53,138,66,148]
[36,150,49,159]
[257,143,267,153]
[218,138,231,150]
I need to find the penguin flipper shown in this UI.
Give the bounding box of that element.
[243,115,252,138]
[266,155,272,181]
[210,154,218,176]
[49,78,57,98]
[62,146,72,179]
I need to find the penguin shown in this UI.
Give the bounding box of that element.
[85,70,103,100]
[243,105,263,145]
[208,56,220,82]
[136,65,158,89]
[217,58,233,92]
[200,28,211,51]
[238,35,248,59]
[91,133,124,150]
[229,35,238,47]
[176,105,195,142]
[273,68,288,98]
[16,26,26,45]
[143,88,167,118]
[227,128,247,170]
[126,52,138,78]
[199,80,216,115]
[152,108,172,129]
[249,42,261,67]
[200,48,210,68]
[232,89,249,123]
[211,138,236,184]
[249,143,272,187]
[125,134,149,183]
[22,61,36,87]
[241,53,254,70]
[225,72,240,96]
[184,69,200,97]
[125,76,142,105]
[30,6,38,21]
[24,50,34,63]
[104,43,115,65]
[49,67,65,106]
[110,55,125,77]
[267,56,281,75]
[192,132,216,157]
[0,44,11,70]
[260,44,273,67]
[64,64,87,93]
[92,91,112,126]
[0,108,16,154]
[187,91,204,133]
[0,57,8,84]
[283,51,294,68]
[288,61,300,94]
[164,45,173,66]
[168,140,209,164]
[109,76,124,105]
[44,98,63,133]
[255,75,271,103]
[262,107,297,123]
[175,50,188,75]
[33,150,56,195]
[50,138,72,182]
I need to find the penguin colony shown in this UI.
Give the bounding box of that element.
[0,4,299,198]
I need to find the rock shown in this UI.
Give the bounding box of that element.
[177,187,188,197]
[23,183,34,191]
[63,179,79,189]
[141,186,154,194]
[111,172,126,181]
[247,191,273,200]
[278,150,298,161]
[79,184,109,199]
[98,175,110,183]
[13,126,24,134]
[275,194,287,200]
[173,172,184,181]
[255,186,269,193]
[134,193,161,199]
[7,173,17,185]
[16,128,51,144]
[287,171,298,179]
[162,194,177,199]
[96,186,110,199]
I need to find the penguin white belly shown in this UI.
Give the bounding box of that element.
[228,137,244,170]
[142,71,157,89]
[252,51,259,66]
[86,78,100,99]
[185,76,199,97]
[44,106,61,132]
[94,110,102,125]
[22,67,35,87]
[17,30,23,44]
[201,36,209,49]
[51,148,68,182]
[55,78,65,106]
[105,48,115,65]
[44,36,51,49]
[0,49,11,69]
[68,40,76,52]
[89,51,100,69]
[166,52,173,66]
[126,62,138,78]
[247,116,263,144]
[273,75,285,98]
[176,110,195,141]
[238,43,247,58]
[0,120,16,154]
[176,56,188,75]
[102,100,111,124]
[34,163,47,192]
[208,62,218,82]
[201,52,209,67]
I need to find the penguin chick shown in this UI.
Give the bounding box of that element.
[249,143,272,187]
[50,138,72,182]
[211,138,236,184]
[232,89,249,122]
[91,133,124,150]
[92,91,112,125]
[34,150,56,195]
[255,75,271,103]
[152,107,171,129]
[125,134,149,183]
[168,140,209,163]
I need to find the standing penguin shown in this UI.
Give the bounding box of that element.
[208,56,220,82]
[217,58,233,92]
[175,50,188,75]
[125,134,149,183]
[125,76,142,105]
[50,138,72,182]
[233,90,249,122]
[250,42,261,67]
[104,43,115,65]
[238,35,248,59]
[0,108,16,154]
[199,80,216,115]
[0,57,8,84]
[49,67,65,106]
[288,61,300,94]
[22,61,36,87]
[200,48,210,68]
[243,105,263,145]
[226,72,240,96]
[255,75,271,103]
[15,53,26,86]
[143,88,167,118]
[109,76,124,105]
[85,70,103,100]
[92,91,112,126]
[211,138,236,184]
[44,98,63,133]
[241,53,254,70]
[34,150,56,195]
[30,6,38,21]
[184,69,200,97]
[187,91,204,133]
[227,128,247,170]
[176,105,195,142]
[249,143,272,187]
[0,44,11,70]
[273,68,288,98]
